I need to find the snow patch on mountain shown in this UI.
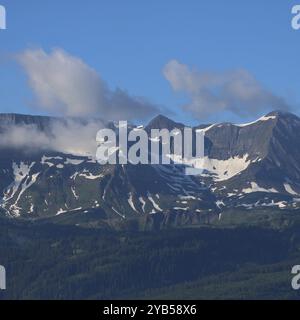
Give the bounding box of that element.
[128,193,138,212]
[112,207,126,219]
[242,182,279,194]
[216,200,225,208]
[41,156,55,167]
[148,193,163,211]
[56,208,67,216]
[71,186,79,199]
[10,172,40,215]
[1,162,37,215]
[168,152,256,182]
[235,115,277,127]
[201,154,252,181]
[196,124,216,134]
[139,197,146,213]
[79,171,104,180]
[65,158,85,165]
[174,207,189,211]
[284,183,298,195]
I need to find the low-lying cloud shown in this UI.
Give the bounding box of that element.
[0,119,104,156]
[17,48,159,121]
[163,59,289,119]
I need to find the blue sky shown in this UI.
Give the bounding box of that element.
[0,0,300,124]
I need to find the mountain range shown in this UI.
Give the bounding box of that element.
[1,110,300,226]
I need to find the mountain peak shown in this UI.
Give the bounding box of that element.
[146,114,184,130]
[149,114,174,123]
[265,110,298,119]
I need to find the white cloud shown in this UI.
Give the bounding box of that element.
[0,119,104,156]
[163,60,289,119]
[17,48,159,121]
